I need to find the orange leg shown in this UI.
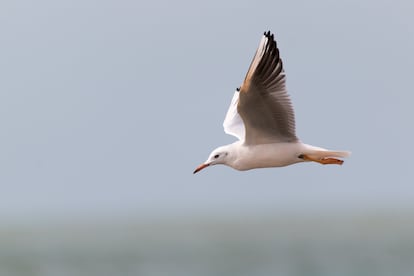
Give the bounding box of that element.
[299,154,344,165]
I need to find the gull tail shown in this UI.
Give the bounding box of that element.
[312,149,351,158]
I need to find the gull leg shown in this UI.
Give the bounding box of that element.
[298,154,344,165]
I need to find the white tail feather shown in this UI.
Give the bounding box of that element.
[313,150,351,158]
[303,144,351,159]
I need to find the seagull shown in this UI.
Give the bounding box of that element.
[194,31,350,174]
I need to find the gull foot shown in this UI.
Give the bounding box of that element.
[318,157,344,165]
[299,154,344,165]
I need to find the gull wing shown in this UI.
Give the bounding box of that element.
[223,89,245,140]
[238,31,298,145]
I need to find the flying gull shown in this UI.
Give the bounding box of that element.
[194,31,350,173]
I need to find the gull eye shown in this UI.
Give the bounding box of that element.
[214,154,219,159]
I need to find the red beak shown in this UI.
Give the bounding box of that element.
[193,163,209,174]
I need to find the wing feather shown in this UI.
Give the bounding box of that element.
[223,90,245,140]
[238,31,297,145]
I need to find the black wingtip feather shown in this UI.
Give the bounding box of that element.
[255,30,284,87]
[264,30,272,38]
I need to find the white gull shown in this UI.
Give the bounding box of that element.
[194,31,350,173]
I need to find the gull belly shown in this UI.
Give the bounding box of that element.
[231,142,305,171]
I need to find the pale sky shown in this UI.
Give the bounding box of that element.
[0,0,413,220]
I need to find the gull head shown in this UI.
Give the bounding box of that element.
[193,145,233,174]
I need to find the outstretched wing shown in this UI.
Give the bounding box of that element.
[238,31,297,145]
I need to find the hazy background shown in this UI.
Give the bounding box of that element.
[1,0,413,220]
[0,0,413,275]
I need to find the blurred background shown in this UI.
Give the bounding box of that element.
[0,0,413,275]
